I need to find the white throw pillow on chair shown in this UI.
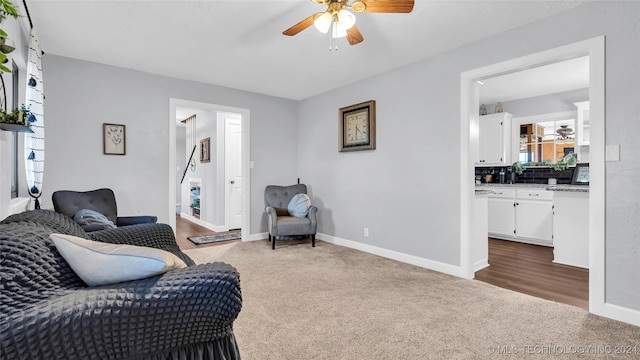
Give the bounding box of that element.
[287,193,311,218]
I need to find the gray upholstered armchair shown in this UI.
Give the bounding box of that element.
[52,188,157,232]
[265,184,317,249]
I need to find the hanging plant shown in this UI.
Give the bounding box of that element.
[0,0,19,74]
[0,103,31,124]
[0,104,33,133]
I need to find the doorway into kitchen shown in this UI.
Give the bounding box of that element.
[459,37,605,316]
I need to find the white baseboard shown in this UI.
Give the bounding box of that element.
[239,231,640,326]
[317,233,465,278]
[474,259,489,272]
[241,231,462,275]
[244,232,268,242]
[180,212,227,232]
[591,302,640,327]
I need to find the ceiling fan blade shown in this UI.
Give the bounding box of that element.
[346,25,364,45]
[283,13,322,36]
[357,0,414,13]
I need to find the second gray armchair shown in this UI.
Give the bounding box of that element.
[52,188,157,232]
[265,184,317,250]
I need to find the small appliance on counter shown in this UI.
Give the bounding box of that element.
[571,163,589,185]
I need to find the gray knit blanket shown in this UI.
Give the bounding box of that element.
[0,210,242,360]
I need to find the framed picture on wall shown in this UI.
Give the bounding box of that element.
[103,123,126,155]
[200,137,211,163]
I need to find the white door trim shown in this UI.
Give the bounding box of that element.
[460,37,636,325]
[169,99,251,241]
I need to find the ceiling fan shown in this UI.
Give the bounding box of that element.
[283,0,415,47]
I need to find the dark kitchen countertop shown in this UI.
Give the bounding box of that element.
[476,183,589,192]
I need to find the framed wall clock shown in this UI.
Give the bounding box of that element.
[338,100,376,152]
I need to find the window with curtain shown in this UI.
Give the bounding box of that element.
[10,61,19,198]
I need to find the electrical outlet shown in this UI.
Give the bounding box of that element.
[364,228,369,237]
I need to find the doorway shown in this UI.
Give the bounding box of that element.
[168,99,251,241]
[459,37,605,316]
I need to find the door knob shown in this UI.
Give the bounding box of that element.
[230,180,235,184]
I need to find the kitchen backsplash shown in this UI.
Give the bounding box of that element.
[475,166,575,184]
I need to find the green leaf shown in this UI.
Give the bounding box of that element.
[0,63,11,73]
[1,0,18,18]
[0,43,14,54]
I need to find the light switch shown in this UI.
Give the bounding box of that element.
[606,145,620,162]
[250,161,255,169]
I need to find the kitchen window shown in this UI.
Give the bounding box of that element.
[10,62,19,198]
[514,111,578,165]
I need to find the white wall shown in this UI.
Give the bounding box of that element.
[3,0,637,317]
[493,88,589,117]
[298,1,639,311]
[40,54,299,233]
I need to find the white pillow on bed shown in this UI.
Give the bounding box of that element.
[50,233,187,286]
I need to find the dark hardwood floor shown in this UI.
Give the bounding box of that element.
[475,238,589,310]
[175,215,240,250]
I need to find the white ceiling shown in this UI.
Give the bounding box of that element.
[479,56,590,104]
[26,0,589,101]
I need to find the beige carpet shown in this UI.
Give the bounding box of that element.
[184,240,639,360]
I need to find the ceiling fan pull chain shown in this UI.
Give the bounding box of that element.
[329,18,338,51]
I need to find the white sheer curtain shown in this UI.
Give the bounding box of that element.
[24,29,44,209]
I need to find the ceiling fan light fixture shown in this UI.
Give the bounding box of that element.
[337,9,356,30]
[314,11,332,33]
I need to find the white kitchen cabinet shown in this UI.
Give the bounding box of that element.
[574,101,590,162]
[574,101,590,147]
[473,192,489,272]
[486,187,553,246]
[515,189,554,245]
[487,189,515,237]
[477,112,512,165]
[553,191,589,268]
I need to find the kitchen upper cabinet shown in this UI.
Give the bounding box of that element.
[574,101,590,147]
[574,101,590,162]
[477,112,512,165]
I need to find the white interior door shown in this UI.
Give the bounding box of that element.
[225,117,242,230]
